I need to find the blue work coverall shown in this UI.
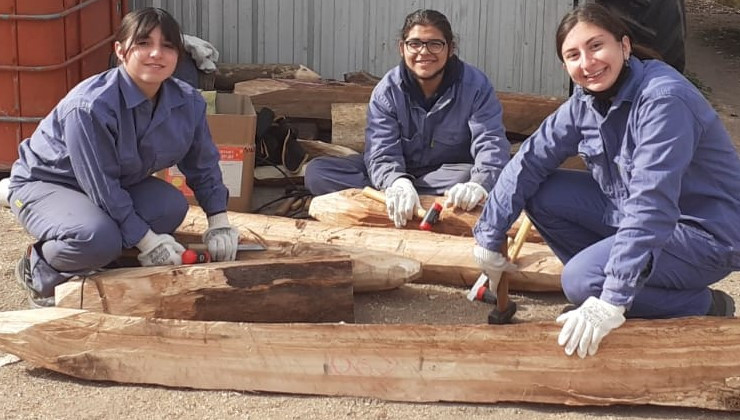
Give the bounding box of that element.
[8,66,227,297]
[304,57,510,195]
[474,57,740,318]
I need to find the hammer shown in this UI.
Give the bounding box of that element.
[467,214,533,324]
[361,187,442,231]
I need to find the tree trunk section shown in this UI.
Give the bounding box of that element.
[177,207,562,291]
[2,308,739,411]
[55,256,354,323]
[214,63,321,91]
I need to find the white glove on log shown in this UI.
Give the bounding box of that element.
[444,181,488,211]
[384,178,421,228]
[136,230,186,266]
[203,212,240,261]
[556,296,626,358]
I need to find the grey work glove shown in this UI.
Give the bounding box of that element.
[444,181,488,211]
[202,212,240,261]
[136,230,186,266]
[384,177,421,228]
[556,296,626,358]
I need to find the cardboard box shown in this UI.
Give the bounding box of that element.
[159,93,256,213]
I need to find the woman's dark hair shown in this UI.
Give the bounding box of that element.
[400,9,456,49]
[555,3,660,62]
[115,7,184,58]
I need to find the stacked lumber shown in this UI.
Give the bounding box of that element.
[214,63,321,91]
[1,308,739,411]
[177,207,562,292]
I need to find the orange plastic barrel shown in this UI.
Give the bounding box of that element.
[0,0,127,171]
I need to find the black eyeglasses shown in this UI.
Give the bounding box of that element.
[404,39,446,54]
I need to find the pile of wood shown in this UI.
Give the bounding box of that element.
[3,64,735,412]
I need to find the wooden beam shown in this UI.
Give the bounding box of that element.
[214,63,321,91]
[177,207,562,291]
[2,308,739,411]
[55,256,355,323]
[297,139,359,159]
[234,78,374,120]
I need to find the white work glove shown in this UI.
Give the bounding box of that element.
[136,230,186,266]
[202,212,240,262]
[384,178,421,228]
[444,181,488,211]
[472,245,517,292]
[556,296,626,358]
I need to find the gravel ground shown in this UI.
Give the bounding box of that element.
[1,1,739,418]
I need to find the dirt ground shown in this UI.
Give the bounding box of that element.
[1,1,739,419]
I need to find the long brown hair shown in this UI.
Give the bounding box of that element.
[115,7,185,59]
[555,4,660,63]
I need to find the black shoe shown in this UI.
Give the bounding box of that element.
[14,253,54,309]
[706,289,735,317]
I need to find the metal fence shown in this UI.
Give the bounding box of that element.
[131,0,573,96]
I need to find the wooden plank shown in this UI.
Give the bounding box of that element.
[2,308,739,411]
[214,63,321,91]
[234,78,374,120]
[55,256,355,323]
[177,207,562,291]
[298,139,359,158]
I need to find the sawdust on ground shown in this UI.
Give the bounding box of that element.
[1,1,740,418]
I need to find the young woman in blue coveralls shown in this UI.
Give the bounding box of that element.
[304,9,510,228]
[473,4,740,359]
[7,8,240,307]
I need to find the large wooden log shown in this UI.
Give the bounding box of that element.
[177,207,562,291]
[234,78,374,120]
[55,256,354,323]
[117,238,421,294]
[214,63,321,91]
[2,308,739,411]
[308,188,544,242]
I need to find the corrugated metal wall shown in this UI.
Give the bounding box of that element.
[130,0,573,96]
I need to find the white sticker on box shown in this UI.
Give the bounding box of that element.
[218,160,243,198]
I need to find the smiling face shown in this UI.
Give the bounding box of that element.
[560,21,631,92]
[115,26,178,99]
[399,24,452,81]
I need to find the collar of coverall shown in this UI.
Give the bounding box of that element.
[400,54,463,112]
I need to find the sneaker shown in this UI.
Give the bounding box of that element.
[14,253,54,308]
[706,289,735,317]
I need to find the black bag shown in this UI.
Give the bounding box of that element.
[255,108,308,174]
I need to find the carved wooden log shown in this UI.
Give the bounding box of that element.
[214,63,321,91]
[2,308,739,411]
[55,256,354,323]
[117,238,421,294]
[234,78,374,120]
[308,188,544,243]
[177,207,562,291]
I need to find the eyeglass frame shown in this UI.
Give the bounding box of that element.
[403,38,447,54]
